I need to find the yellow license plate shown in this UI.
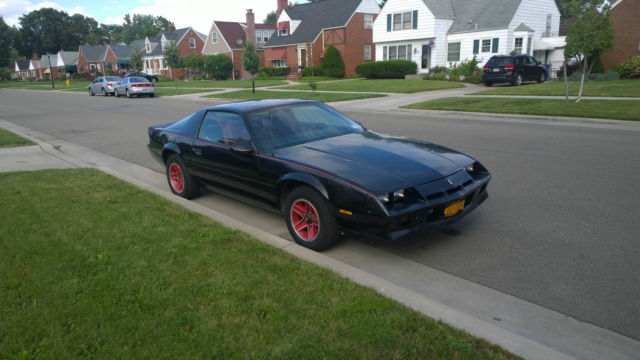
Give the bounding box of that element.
[444,200,465,218]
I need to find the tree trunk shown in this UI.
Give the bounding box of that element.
[577,55,587,103]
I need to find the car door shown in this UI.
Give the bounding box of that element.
[190,110,277,202]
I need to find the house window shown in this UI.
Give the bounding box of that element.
[514,37,523,54]
[189,38,196,48]
[279,29,288,36]
[403,12,412,30]
[211,31,218,44]
[272,60,288,68]
[364,45,371,60]
[364,14,373,29]
[384,45,412,61]
[482,39,491,52]
[145,60,150,69]
[256,30,263,43]
[264,30,273,42]
[447,42,461,62]
[545,14,552,37]
[393,13,402,31]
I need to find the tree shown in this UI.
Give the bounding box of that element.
[119,14,170,44]
[163,43,182,81]
[130,49,144,72]
[563,0,614,102]
[322,46,345,78]
[0,17,15,67]
[204,54,233,80]
[242,42,260,77]
[183,53,204,79]
[264,11,277,25]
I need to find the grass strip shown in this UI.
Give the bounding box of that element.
[0,127,36,147]
[280,79,464,93]
[473,79,640,97]
[159,79,288,88]
[0,168,518,360]
[402,97,640,121]
[204,90,386,102]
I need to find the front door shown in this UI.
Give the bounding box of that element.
[421,45,431,69]
[300,49,307,69]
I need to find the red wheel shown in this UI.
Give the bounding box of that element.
[290,199,321,242]
[165,154,199,199]
[169,162,184,193]
[284,186,338,251]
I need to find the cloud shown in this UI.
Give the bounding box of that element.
[0,0,90,27]
[128,0,277,34]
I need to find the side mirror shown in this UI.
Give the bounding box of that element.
[230,140,253,153]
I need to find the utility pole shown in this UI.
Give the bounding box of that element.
[48,55,55,89]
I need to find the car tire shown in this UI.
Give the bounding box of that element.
[89,88,94,96]
[149,93,155,98]
[115,89,120,97]
[484,81,492,87]
[126,89,132,98]
[512,73,523,86]
[102,88,106,96]
[284,186,339,251]
[166,154,200,199]
[537,72,545,84]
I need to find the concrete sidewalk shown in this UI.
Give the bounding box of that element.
[2,114,639,360]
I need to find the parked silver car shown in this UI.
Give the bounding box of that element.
[88,76,122,96]
[114,76,155,98]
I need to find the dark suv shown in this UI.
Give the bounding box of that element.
[125,71,159,83]
[482,55,546,86]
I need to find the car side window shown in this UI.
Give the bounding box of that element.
[199,111,250,146]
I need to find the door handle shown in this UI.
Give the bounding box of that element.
[193,147,203,156]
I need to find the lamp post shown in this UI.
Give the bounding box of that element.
[48,55,54,89]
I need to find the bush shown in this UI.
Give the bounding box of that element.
[614,55,640,79]
[157,75,172,82]
[302,66,323,77]
[0,67,12,81]
[556,60,581,79]
[567,70,620,81]
[355,60,417,79]
[424,58,481,84]
[258,66,290,78]
[204,54,234,80]
[322,46,345,78]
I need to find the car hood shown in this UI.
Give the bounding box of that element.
[274,131,474,194]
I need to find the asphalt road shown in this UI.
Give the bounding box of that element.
[1,89,639,341]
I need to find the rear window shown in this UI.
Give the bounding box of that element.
[129,77,147,83]
[106,76,120,81]
[486,57,513,66]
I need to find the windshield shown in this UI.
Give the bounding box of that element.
[486,57,513,66]
[246,103,363,152]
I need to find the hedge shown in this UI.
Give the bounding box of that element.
[259,66,291,77]
[355,60,417,79]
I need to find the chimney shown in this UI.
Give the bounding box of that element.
[168,23,176,33]
[277,0,288,19]
[32,52,39,60]
[246,9,256,45]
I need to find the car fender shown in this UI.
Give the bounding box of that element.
[277,172,330,203]
[161,142,182,163]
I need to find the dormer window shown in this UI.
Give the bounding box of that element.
[277,21,289,36]
[146,42,151,53]
[189,38,196,48]
[211,31,218,44]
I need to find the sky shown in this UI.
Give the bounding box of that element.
[0,0,281,34]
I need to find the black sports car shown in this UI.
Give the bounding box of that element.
[148,100,491,250]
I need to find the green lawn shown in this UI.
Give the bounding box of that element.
[158,79,288,88]
[204,90,387,102]
[0,127,35,147]
[402,97,640,121]
[473,79,640,97]
[0,169,518,360]
[0,79,90,91]
[281,79,465,93]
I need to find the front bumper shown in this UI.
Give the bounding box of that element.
[338,171,491,241]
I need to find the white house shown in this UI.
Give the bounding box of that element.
[373,0,565,75]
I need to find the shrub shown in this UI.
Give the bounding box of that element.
[157,75,172,82]
[322,46,345,78]
[556,60,581,79]
[355,60,417,79]
[258,66,290,78]
[614,55,640,79]
[204,54,234,80]
[567,70,620,81]
[424,58,481,84]
[302,66,323,77]
[0,67,12,81]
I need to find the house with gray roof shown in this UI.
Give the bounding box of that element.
[37,54,59,80]
[202,9,276,79]
[263,0,381,77]
[373,0,564,75]
[14,60,31,80]
[141,24,205,79]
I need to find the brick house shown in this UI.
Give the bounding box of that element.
[202,10,276,79]
[264,0,380,77]
[141,24,206,80]
[37,54,59,80]
[78,44,135,78]
[14,60,30,80]
[601,0,640,70]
